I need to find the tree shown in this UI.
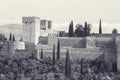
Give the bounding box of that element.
[80,59,83,74]
[41,49,43,59]
[74,24,84,37]
[87,24,92,35]
[65,49,71,78]
[57,40,60,60]
[68,21,74,37]
[84,21,88,36]
[53,44,56,65]
[9,33,12,41]
[112,28,118,35]
[0,33,5,41]
[99,19,102,34]
[13,34,15,41]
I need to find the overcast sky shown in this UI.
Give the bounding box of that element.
[0,0,120,33]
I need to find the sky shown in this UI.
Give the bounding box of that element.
[0,0,120,33]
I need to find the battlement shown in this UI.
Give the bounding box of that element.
[22,16,40,24]
[22,16,40,19]
[40,19,52,30]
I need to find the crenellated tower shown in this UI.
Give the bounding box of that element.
[22,16,40,45]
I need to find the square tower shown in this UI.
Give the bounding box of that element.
[48,20,52,29]
[40,20,48,30]
[22,16,40,45]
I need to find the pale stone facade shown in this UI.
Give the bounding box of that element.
[22,17,40,45]
[14,41,25,50]
[22,17,58,45]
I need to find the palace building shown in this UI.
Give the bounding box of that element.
[22,16,59,45]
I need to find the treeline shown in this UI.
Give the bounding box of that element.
[68,19,104,37]
[68,21,91,37]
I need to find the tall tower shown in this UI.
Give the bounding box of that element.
[48,20,52,29]
[40,20,48,30]
[40,20,53,30]
[22,17,40,45]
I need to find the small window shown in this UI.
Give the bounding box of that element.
[30,21,32,24]
[26,21,28,24]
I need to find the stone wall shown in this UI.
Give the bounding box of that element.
[45,37,86,48]
[39,36,48,44]
[38,36,117,70]
[85,37,96,48]
[95,37,114,47]
[95,37,117,71]
[47,36,57,45]
[117,42,120,71]
[36,45,103,60]
[39,36,115,48]
[58,37,86,48]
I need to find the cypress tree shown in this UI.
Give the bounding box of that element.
[87,24,91,36]
[13,34,15,41]
[71,20,73,28]
[68,20,74,37]
[75,24,84,37]
[41,49,43,59]
[53,44,56,65]
[68,23,71,37]
[57,39,60,60]
[9,33,12,41]
[65,49,71,78]
[80,59,83,74]
[84,21,88,37]
[99,19,102,34]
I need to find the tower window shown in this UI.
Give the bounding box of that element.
[30,21,32,24]
[26,21,28,24]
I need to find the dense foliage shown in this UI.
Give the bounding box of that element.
[0,52,119,80]
[68,21,74,37]
[68,21,91,37]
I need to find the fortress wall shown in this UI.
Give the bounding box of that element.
[46,37,86,48]
[39,36,48,44]
[85,37,96,48]
[37,46,102,60]
[36,42,103,60]
[39,36,86,47]
[39,36,115,48]
[48,36,58,45]
[116,37,120,71]
[117,43,120,71]
[37,36,117,70]
[96,37,117,71]
[104,47,117,70]
[116,36,120,43]
[58,37,86,48]
[95,37,114,48]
